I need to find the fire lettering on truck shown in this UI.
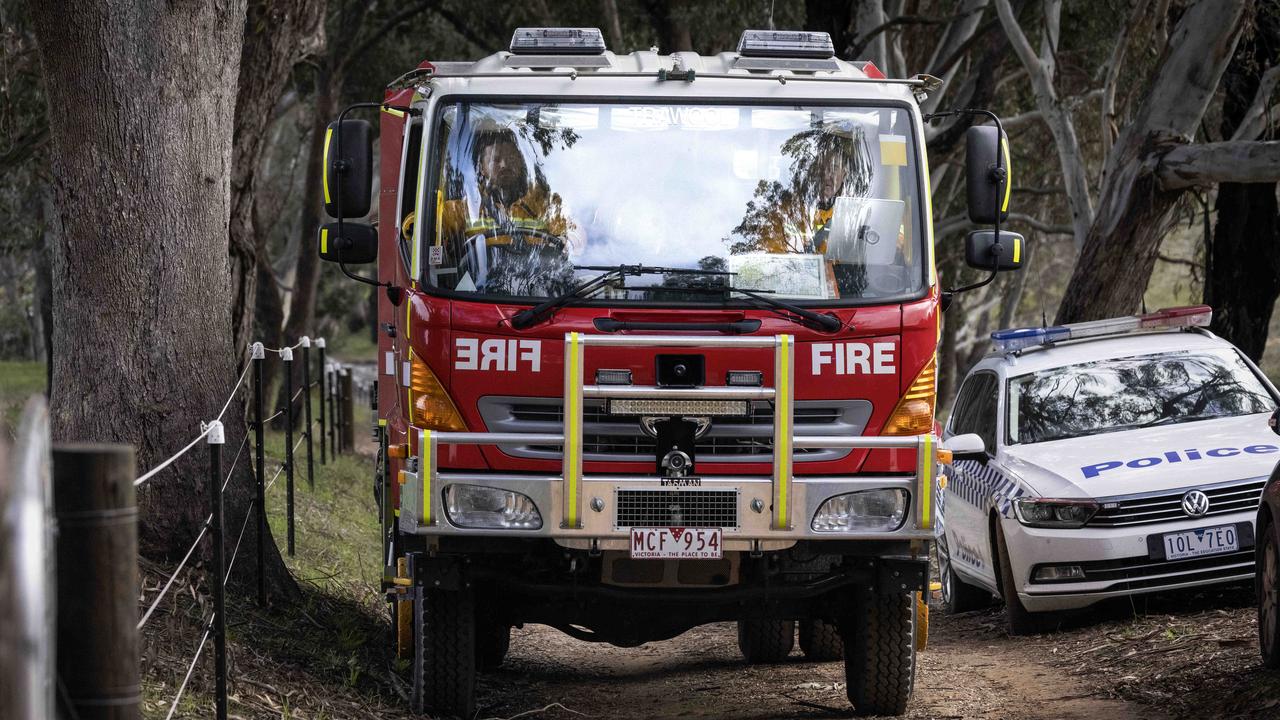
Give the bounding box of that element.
[811,342,895,375]
[455,338,541,372]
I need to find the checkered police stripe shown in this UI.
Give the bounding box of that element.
[949,459,1025,516]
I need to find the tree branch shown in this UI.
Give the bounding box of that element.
[994,0,1094,248]
[1100,0,1151,159]
[342,0,437,70]
[1156,140,1280,190]
[1231,65,1280,141]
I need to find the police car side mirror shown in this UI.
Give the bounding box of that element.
[318,222,378,264]
[944,433,987,459]
[1270,408,1280,437]
[965,230,1024,272]
[965,124,1010,224]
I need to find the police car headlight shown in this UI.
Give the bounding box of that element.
[444,484,542,530]
[811,489,908,532]
[1013,498,1098,529]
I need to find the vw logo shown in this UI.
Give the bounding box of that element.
[1181,490,1210,517]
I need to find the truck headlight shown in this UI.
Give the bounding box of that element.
[1013,498,1097,528]
[444,485,542,530]
[811,488,908,532]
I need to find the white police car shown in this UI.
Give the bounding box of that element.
[937,306,1280,634]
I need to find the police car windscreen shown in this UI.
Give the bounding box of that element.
[419,102,925,303]
[1007,349,1275,445]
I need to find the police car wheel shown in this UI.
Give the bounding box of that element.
[842,591,915,716]
[938,533,991,614]
[411,587,477,718]
[1259,519,1280,669]
[995,523,1055,635]
[736,619,795,663]
[799,620,843,661]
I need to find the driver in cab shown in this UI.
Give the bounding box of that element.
[406,128,581,296]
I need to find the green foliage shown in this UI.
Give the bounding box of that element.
[0,360,45,432]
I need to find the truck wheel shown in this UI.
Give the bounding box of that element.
[411,587,476,719]
[476,621,511,671]
[736,619,795,663]
[938,532,992,614]
[995,522,1055,635]
[799,620,843,661]
[842,591,915,716]
[1259,518,1280,669]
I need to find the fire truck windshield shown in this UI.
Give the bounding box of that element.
[420,101,926,305]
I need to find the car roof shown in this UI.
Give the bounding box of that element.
[974,329,1237,379]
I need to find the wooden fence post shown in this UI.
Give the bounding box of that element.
[53,443,139,720]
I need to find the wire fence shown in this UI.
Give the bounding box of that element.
[0,335,366,719]
[127,336,359,719]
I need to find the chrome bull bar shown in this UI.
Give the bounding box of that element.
[410,333,938,535]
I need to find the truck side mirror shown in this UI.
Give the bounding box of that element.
[965,230,1024,271]
[324,119,373,218]
[965,125,1010,224]
[319,222,378,264]
[1270,408,1280,437]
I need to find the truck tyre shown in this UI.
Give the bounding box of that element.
[736,619,795,663]
[842,591,915,716]
[476,621,511,671]
[799,620,842,661]
[938,531,991,614]
[411,588,476,719]
[995,522,1055,635]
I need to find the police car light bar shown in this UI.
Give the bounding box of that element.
[510,28,607,55]
[990,305,1213,353]
[737,30,835,59]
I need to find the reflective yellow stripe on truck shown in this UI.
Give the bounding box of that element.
[420,429,431,525]
[564,332,582,528]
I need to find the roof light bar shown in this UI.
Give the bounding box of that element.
[991,305,1213,353]
[737,30,835,59]
[510,27,606,55]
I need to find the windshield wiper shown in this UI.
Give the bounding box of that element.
[510,264,734,329]
[730,287,842,332]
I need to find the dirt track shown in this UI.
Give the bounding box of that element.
[474,617,1155,720]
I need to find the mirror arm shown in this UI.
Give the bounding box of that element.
[932,107,1007,298]
[329,101,402,293]
[334,102,383,250]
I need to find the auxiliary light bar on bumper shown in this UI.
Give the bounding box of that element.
[398,333,940,545]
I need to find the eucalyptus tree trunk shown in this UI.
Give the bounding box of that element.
[1206,4,1280,361]
[29,0,292,594]
[1055,0,1249,323]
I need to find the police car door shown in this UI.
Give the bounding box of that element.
[944,371,1002,590]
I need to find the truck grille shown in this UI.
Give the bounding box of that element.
[614,489,739,529]
[477,397,872,464]
[1087,478,1266,527]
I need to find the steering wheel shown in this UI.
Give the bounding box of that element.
[471,225,565,249]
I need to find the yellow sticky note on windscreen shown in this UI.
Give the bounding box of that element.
[880,135,907,166]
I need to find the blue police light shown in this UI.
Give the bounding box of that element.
[510,28,607,55]
[737,30,835,59]
[991,326,1070,352]
[990,305,1213,353]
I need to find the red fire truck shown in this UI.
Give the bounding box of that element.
[317,28,1020,718]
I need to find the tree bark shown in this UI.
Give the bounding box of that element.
[28,0,292,595]
[600,0,625,51]
[1156,141,1280,189]
[1207,3,1280,361]
[1055,0,1249,323]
